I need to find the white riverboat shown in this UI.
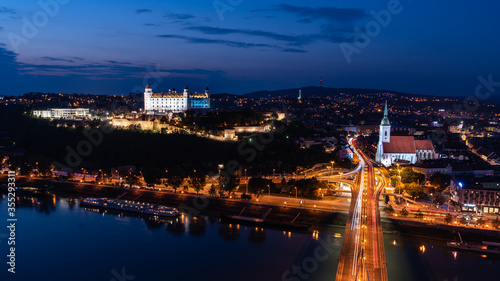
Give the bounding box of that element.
[81,198,180,217]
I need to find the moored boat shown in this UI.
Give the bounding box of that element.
[80,197,180,217]
[447,233,500,255]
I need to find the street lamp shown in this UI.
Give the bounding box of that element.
[273,168,275,178]
[330,161,335,175]
[397,163,401,195]
[268,184,270,196]
[295,186,297,199]
[244,168,247,180]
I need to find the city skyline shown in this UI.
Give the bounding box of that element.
[0,0,499,100]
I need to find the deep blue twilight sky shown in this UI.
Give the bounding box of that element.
[0,0,499,98]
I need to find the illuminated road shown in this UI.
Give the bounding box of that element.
[336,139,388,281]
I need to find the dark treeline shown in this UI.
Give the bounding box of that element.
[182,108,265,129]
[0,106,333,176]
[0,106,237,173]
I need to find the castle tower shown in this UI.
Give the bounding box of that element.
[298,89,302,101]
[205,87,210,98]
[144,83,153,111]
[183,86,189,98]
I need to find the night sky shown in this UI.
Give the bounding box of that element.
[1,0,499,100]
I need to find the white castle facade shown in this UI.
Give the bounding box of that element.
[375,101,437,167]
[144,84,210,114]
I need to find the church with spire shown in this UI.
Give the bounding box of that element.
[375,101,437,167]
[143,84,210,114]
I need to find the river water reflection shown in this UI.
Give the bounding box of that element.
[0,195,498,281]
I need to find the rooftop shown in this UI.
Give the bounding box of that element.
[383,136,415,153]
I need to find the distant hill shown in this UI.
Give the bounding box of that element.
[242,86,430,99]
[241,86,500,106]
[211,93,239,99]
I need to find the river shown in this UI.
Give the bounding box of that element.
[0,194,499,281]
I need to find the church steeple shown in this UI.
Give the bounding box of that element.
[379,101,391,143]
[380,100,390,126]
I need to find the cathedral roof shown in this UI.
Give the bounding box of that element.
[383,136,416,153]
[415,140,434,150]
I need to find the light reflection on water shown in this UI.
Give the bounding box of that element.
[0,195,499,281]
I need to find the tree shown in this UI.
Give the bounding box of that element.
[142,167,163,187]
[432,194,445,207]
[125,174,140,187]
[384,204,394,214]
[492,216,500,229]
[400,168,425,184]
[414,209,424,219]
[459,217,467,225]
[404,182,425,199]
[189,171,206,195]
[165,166,185,193]
[208,184,217,197]
[429,173,451,192]
[241,193,252,200]
[400,207,409,217]
[476,217,486,226]
[219,173,240,197]
[248,177,272,196]
[295,178,323,199]
[445,213,453,224]
[389,175,399,189]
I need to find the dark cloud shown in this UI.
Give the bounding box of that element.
[282,48,307,53]
[106,60,133,65]
[274,4,367,24]
[164,13,195,20]
[135,9,152,14]
[248,5,367,45]
[39,56,77,63]
[157,34,274,49]
[144,23,162,27]
[17,56,225,81]
[0,7,16,14]
[187,25,352,46]
[186,26,298,43]
[157,34,306,53]
[0,43,19,71]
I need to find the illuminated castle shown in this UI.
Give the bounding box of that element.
[144,84,210,114]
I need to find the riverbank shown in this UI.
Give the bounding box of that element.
[385,218,500,242]
[2,176,347,227]
[4,176,500,241]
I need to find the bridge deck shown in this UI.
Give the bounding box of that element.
[336,140,388,281]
